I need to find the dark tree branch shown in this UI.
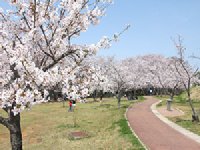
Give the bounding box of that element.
[22,12,31,30]
[0,116,10,129]
[40,55,47,67]
[0,12,7,21]
[45,0,51,16]
[33,0,37,28]
[40,25,55,60]
[3,107,9,113]
[49,26,58,43]
[42,49,77,71]
[15,34,24,45]
[40,25,49,46]
[68,29,82,39]
[37,42,55,61]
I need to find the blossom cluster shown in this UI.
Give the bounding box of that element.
[0,0,113,115]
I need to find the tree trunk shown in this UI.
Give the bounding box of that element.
[170,94,174,101]
[117,97,121,109]
[187,91,199,122]
[133,90,137,99]
[9,113,22,150]
[170,90,175,101]
[155,88,159,96]
[188,99,199,122]
[93,90,97,102]
[117,92,122,109]
[62,100,65,107]
[100,90,103,101]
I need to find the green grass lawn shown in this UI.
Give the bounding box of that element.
[156,95,200,136]
[0,98,145,150]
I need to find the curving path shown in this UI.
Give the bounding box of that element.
[126,96,200,150]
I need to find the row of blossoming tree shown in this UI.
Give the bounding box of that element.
[90,49,199,118]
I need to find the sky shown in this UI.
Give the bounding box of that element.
[76,0,200,66]
[1,0,200,66]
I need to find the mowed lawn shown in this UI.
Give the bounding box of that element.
[0,98,144,150]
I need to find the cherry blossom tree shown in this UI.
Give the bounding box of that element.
[86,56,111,101]
[173,36,199,121]
[119,55,185,99]
[0,0,126,149]
[165,57,184,100]
[140,55,181,97]
[104,57,130,108]
[121,57,145,99]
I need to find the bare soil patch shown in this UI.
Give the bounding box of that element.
[68,131,89,140]
[157,106,184,117]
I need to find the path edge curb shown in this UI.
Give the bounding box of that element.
[151,100,200,144]
[125,106,149,150]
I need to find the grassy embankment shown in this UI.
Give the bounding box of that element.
[156,86,200,136]
[0,97,145,150]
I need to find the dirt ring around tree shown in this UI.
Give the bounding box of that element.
[68,131,90,140]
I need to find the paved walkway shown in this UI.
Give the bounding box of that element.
[126,96,200,150]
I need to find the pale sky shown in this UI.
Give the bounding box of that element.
[76,0,200,66]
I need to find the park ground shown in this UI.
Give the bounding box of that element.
[1,87,200,150]
[157,86,200,136]
[127,96,200,150]
[0,97,145,150]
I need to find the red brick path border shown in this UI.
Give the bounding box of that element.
[126,96,200,150]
